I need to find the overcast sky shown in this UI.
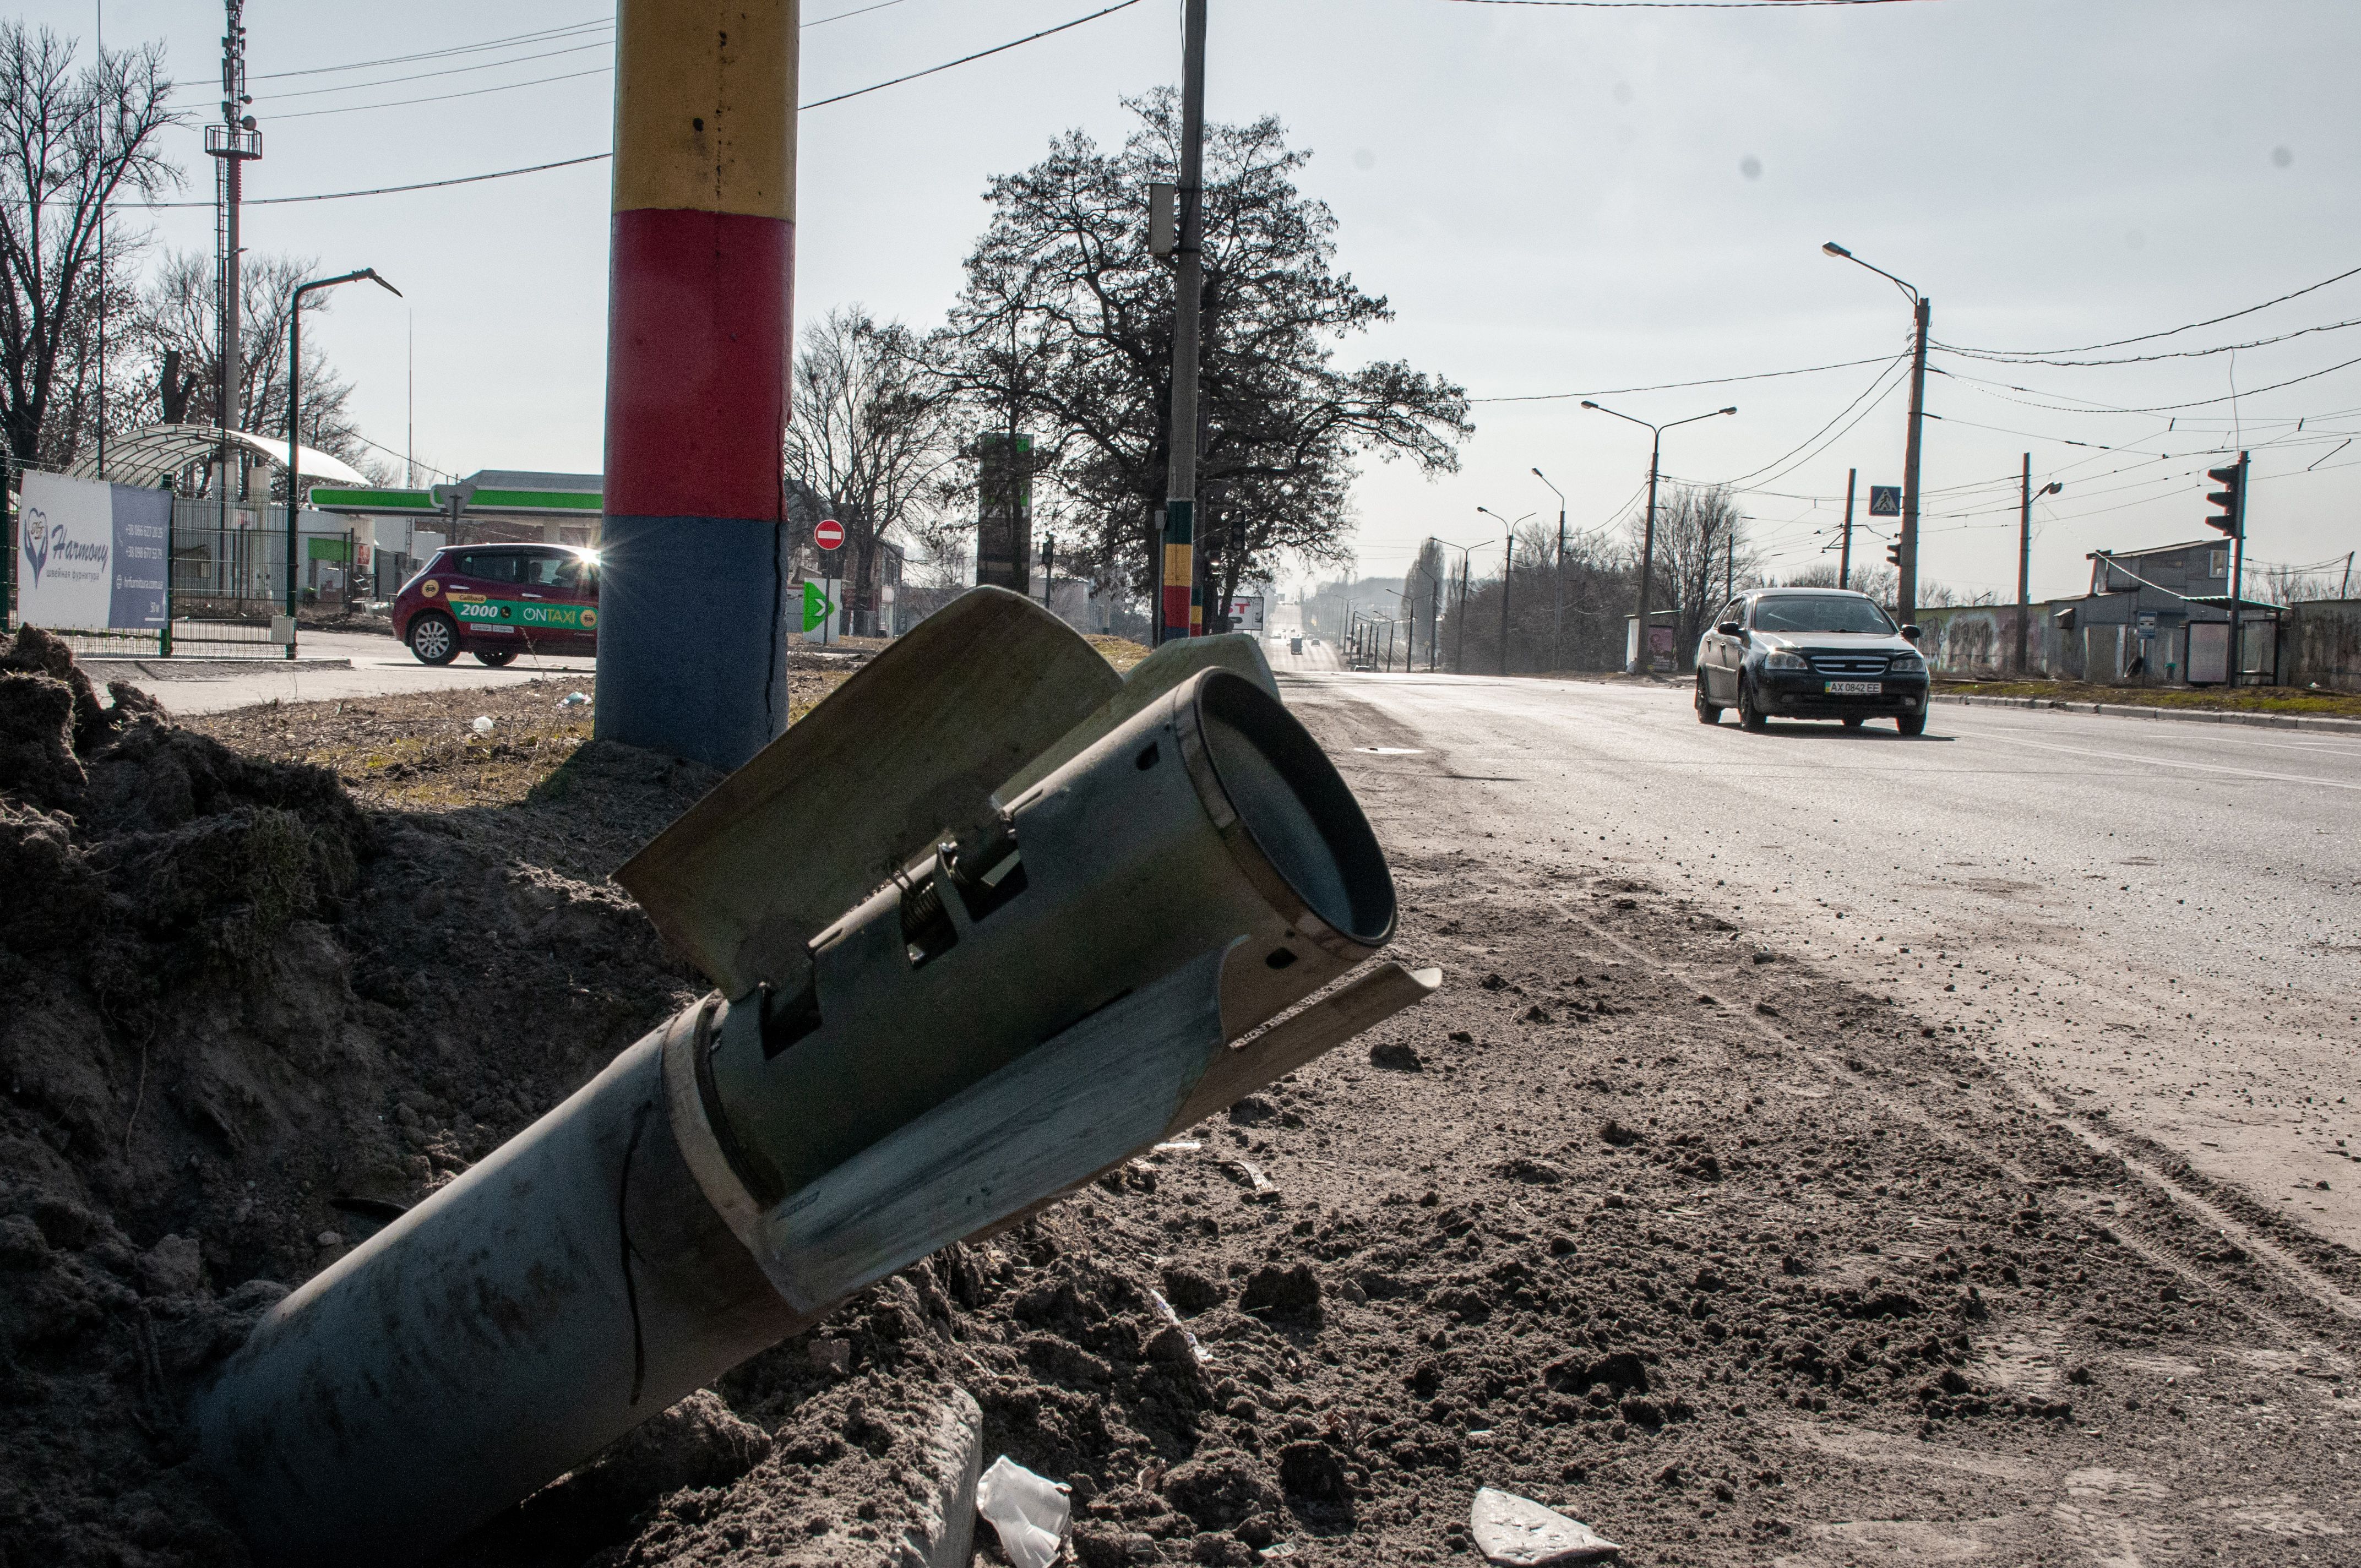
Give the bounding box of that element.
[47,0,2361,601]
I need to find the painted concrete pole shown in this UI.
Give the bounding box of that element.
[595,1,799,770]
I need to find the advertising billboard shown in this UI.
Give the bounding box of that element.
[17,471,170,631]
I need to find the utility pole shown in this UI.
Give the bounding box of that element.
[596,0,801,769]
[1427,542,1444,672]
[1533,467,1565,672]
[207,1,260,531]
[1456,552,1469,673]
[2017,453,2032,676]
[1838,467,1856,590]
[1822,243,1928,620]
[1499,537,1513,676]
[1900,295,1930,624]
[1158,0,1209,644]
[1723,521,1736,603]
[1582,401,1736,673]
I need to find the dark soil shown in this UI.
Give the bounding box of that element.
[3,631,2354,1568]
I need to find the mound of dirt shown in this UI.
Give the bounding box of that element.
[0,632,717,1568]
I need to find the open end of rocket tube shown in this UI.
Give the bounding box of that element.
[1193,671,1396,948]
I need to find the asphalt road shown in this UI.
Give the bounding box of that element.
[107,630,597,716]
[1272,658,2361,1256]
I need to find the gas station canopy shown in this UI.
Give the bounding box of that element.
[309,469,602,520]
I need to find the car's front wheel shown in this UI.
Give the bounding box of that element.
[474,647,519,668]
[1896,714,1927,737]
[1738,677,1767,732]
[1695,675,1722,725]
[407,612,459,666]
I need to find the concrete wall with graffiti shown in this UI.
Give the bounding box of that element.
[2284,600,2361,692]
[1912,604,2061,679]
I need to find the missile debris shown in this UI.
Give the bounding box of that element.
[194,588,1435,1565]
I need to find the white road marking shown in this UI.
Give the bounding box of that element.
[1969,731,2361,791]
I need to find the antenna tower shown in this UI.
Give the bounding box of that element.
[204,0,260,500]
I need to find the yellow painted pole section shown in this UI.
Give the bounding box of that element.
[612,1,798,220]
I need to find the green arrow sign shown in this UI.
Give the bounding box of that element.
[801,580,836,634]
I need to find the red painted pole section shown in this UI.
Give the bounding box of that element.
[596,1,800,771]
[605,212,793,522]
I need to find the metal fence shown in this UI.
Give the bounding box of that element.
[4,472,334,659]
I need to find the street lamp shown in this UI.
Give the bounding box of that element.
[1476,507,1531,677]
[2017,458,2064,675]
[1430,536,1475,673]
[1579,401,1737,675]
[1823,240,1931,624]
[1531,467,1566,672]
[285,268,401,653]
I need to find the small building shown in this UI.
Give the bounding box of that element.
[2072,540,2276,685]
[1914,538,2283,685]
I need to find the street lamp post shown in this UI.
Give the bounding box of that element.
[1532,466,1566,672]
[1430,537,1474,673]
[1823,241,1930,624]
[1477,507,1531,677]
[1580,401,1737,675]
[286,268,400,657]
[2017,454,2063,676]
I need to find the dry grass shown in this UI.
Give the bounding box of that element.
[183,672,853,813]
[1084,634,1152,673]
[179,632,1156,813]
[1936,677,2361,718]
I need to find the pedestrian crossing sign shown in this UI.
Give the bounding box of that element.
[1868,485,1902,516]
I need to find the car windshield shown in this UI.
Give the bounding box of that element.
[1752,595,1895,635]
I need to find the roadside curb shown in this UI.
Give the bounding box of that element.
[1935,691,2361,737]
[80,657,356,678]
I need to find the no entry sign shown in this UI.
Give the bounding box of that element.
[814,518,844,551]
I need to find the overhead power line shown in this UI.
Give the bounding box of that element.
[1470,354,1895,404]
[1935,261,2361,360]
[271,65,611,121]
[801,0,1143,108]
[1938,352,2361,416]
[1444,0,1934,8]
[256,40,613,102]
[1935,314,2361,368]
[123,0,1145,206]
[254,18,612,80]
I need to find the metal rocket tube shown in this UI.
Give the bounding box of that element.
[194,1006,807,1566]
[195,666,1415,1567]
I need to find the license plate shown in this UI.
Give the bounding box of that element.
[1824,680,1882,695]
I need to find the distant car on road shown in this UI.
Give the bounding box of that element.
[1290,636,1304,655]
[1694,588,1929,736]
[393,544,600,667]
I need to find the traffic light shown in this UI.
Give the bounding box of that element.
[2205,453,2248,538]
[1885,537,1903,570]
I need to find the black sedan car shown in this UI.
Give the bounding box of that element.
[1694,589,1931,735]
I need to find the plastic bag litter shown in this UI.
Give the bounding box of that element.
[469,716,494,735]
[1469,1487,1620,1564]
[976,1454,1068,1568]
[559,692,590,707]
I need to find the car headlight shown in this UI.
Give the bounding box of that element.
[1887,653,1925,674]
[1764,651,1809,671]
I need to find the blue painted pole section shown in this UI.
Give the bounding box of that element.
[597,516,790,771]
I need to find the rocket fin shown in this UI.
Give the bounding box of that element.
[616,587,1120,997]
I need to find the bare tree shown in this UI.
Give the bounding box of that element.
[782,307,965,634]
[126,250,375,485]
[1639,483,1753,666]
[933,90,1470,622]
[0,23,181,468]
